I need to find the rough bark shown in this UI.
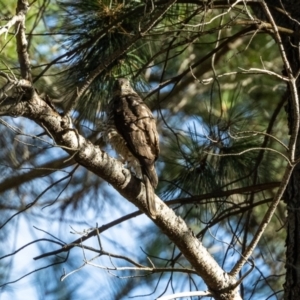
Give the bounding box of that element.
[4,1,300,298]
[254,1,300,298]
[0,92,242,300]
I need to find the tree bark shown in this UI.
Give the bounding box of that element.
[254,1,300,298]
[0,92,242,300]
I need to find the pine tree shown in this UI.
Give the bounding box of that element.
[0,1,299,299]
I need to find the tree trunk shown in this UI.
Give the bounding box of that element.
[257,1,300,298]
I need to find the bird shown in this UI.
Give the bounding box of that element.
[105,78,159,218]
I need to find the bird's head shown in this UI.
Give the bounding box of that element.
[113,78,135,96]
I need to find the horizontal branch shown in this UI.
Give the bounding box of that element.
[169,182,280,206]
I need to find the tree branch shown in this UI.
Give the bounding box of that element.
[0,92,240,299]
[15,0,31,81]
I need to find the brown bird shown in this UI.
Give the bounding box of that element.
[105,78,159,218]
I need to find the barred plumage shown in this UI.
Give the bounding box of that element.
[105,78,159,218]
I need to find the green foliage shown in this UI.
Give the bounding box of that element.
[54,0,157,121]
[0,1,290,299]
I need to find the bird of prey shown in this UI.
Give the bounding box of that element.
[105,78,159,218]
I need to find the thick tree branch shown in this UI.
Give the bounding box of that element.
[0,92,241,300]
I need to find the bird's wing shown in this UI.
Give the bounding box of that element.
[113,93,159,165]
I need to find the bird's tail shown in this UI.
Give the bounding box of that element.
[143,174,157,219]
[142,164,158,188]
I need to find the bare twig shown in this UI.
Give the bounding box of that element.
[228,130,289,150]
[15,0,31,81]
[0,14,24,37]
[33,210,141,260]
[145,26,258,100]
[204,146,291,166]
[201,68,289,84]
[157,290,212,300]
